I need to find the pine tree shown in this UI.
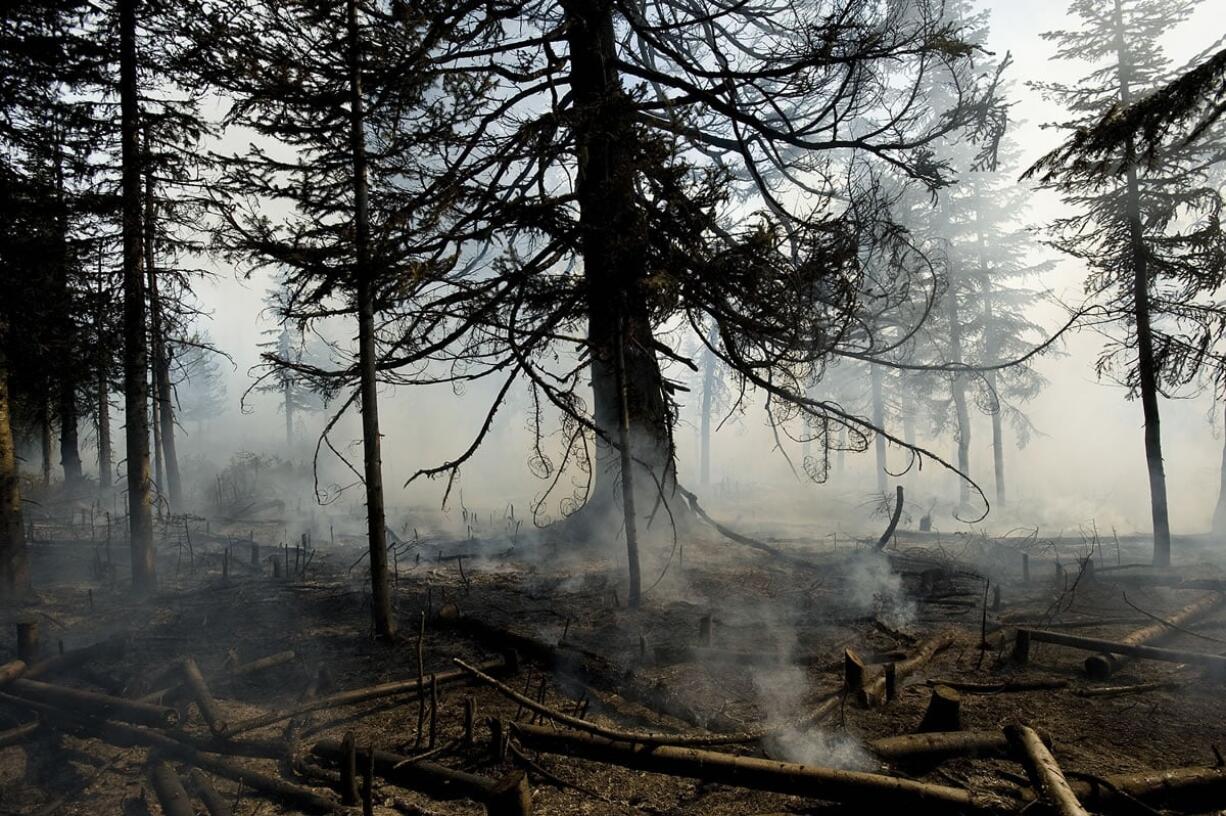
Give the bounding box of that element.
[1026,0,1226,565]
[197,0,472,638]
[379,1,1001,583]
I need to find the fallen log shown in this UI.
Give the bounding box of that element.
[181,658,227,736]
[0,659,26,686]
[438,605,738,734]
[150,760,195,816]
[1072,680,1181,698]
[869,729,1050,763]
[1083,592,1224,678]
[0,691,346,813]
[189,769,233,816]
[311,739,531,816]
[227,649,297,679]
[7,678,179,728]
[1047,765,1226,811]
[453,657,822,747]
[857,631,957,707]
[228,654,513,736]
[1016,628,1226,677]
[141,648,298,704]
[924,677,1069,693]
[0,719,40,748]
[1005,724,1089,816]
[511,723,1006,814]
[24,635,127,681]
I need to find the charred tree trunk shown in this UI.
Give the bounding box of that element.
[945,258,971,510]
[1212,400,1226,540]
[39,396,52,488]
[975,202,1005,507]
[614,314,641,608]
[96,271,113,502]
[699,326,716,487]
[143,158,181,513]
[870,364,888,495]
[346,0,394,640]
[120,0,155,592]
[0,349,30,598]
[52,141,82,490]
[97,373,112,500]
[284,382,294,449]
[563,0,680,540]
[1112,0,1171,566]
[151,371,163,511]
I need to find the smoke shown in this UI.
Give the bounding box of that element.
[754,662,873,769]
[844,549,916,628]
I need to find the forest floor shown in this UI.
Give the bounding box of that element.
[2,496,1226,816]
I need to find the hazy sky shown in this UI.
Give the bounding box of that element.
[189,1,1226,537]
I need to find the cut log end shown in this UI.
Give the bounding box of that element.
[485,769,532,816]
[917,685,961,733]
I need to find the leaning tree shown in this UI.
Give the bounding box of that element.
[372,0,1006,604]
[1026,0,1226,565]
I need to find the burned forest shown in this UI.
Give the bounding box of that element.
[7,0,1226,814]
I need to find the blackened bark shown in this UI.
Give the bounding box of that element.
[975,204,1005,507]
[1112,0,1171,566]
[143,160,181,513]
[562,0,680,538]
[945,259,971,510]
[614,315,641,607]
[40,395,52,488]
[1213,401,1226,540]
[285,382,294,448]
[0,348,29,597]
[151,368,163,509]
[52,142,82,488]
[120,0,155,592]
[347,0,394,640]
[98,372,112,499]
[870,364,887,495]
[699,326,716,487]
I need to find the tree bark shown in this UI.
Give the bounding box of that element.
[1213,399,1226,539]
[1112,0,1171,566]
[0,349,29,598]
[699,324,716,486]
[120,0,155,593]
[614,314,642,607]
[944,257,971,510]
[143,156,181,513]
[512,723,1003,814]
[563,0,680,540]
[975,199,1006,507]
[96,274,113,502]
[346,0,394,640]
[870,363,888,495]
[52,139,83,489]
[40,395,52,488]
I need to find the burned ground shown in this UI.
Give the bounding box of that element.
[1,502,1225,816]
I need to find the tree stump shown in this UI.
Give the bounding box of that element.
[16,622,39,663]
[1012,629,1031,665]
[844,648,867,695]
[917,685,961,733]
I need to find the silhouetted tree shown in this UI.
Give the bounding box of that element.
[381,2,1004,597]
[1026,0,1226,565]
